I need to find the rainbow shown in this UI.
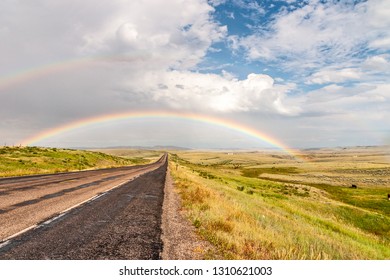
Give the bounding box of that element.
[19,111,304,160]
[0,53,149,92]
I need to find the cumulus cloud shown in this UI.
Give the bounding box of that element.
[118,71,301,115]
[79,0,227,70]
[0,0,226,72]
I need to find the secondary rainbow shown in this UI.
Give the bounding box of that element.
[0,53,149,92]
[20,111,303,160]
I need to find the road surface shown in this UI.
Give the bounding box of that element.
[0,154,167,259]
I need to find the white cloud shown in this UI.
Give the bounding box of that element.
[305,54,390,85]
[365,0,390,29]
[306,68,363,85]
[78,0,227,70]
[369,37,390,50]
[0,0,226,72]
[227,12,235,19]
[302,83,390,117]
[240,0,265,14]
[363,55,390,72]
[119,71,301,115]
[208,0,227,6]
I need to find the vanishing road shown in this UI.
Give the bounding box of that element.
[0,154,167,259]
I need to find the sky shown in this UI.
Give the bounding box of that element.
[0,0,390,149]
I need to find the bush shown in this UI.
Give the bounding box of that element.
[246,189,254,195]
[193,218,202,228]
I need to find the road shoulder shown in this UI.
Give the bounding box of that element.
[161,167,212,260]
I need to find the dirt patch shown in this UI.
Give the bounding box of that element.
[161,167,212,259]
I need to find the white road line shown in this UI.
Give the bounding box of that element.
[0,225,36,246]
[0,240,11,250]
[40,213,66,227]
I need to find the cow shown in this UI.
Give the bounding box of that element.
[388,194,390,200]
[351,184,358,189]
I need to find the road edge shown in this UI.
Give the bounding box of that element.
[161,164,212,260]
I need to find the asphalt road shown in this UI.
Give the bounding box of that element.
[0,154,167,259]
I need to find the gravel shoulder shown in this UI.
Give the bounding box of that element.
[161,167,212,260]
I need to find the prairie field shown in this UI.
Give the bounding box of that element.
[91,148,163,163]
[168,146,390,259]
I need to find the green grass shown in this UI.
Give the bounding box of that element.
[242,167,301,177]
[335,206,390,240]
[309,183,390,216]
[0,146,143,177]
[169,151,390,260]
[265,178,390,216]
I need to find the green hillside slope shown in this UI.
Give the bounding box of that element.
[0,146,146,177]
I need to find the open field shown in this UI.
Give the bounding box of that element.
[168,146,390,259]
[0,146,160,178]
[91,148,163,164]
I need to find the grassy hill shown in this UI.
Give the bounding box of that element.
[0,146,149,177]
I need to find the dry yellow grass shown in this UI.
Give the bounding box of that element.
[169,146,390,259]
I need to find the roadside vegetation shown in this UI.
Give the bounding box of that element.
[168,147,390,259]
[0,146,150,177]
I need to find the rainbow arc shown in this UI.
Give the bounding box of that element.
[20,111,304,160]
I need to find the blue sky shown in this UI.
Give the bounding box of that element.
[0,0,389,149]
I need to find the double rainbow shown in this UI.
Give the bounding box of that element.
[3,58,303,160]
